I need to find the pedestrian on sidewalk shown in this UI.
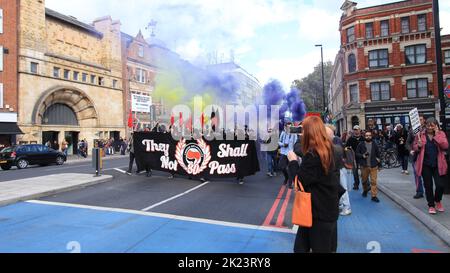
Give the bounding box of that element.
[413,117,449,215]
[61,139,68,156]
[394,124,409,175]
[356,131,381,203]
[287,116,341,253]
[119,138,126,155]
[345,125,364,190]
[406,117,425,199]
[52,140,60,151]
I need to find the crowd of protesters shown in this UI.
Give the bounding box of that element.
[260,115,449,253]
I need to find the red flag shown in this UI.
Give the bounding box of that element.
[127,110,133,128]
[186,116,193,132]
[170,114,175,126]
[201,113,205,128]
[179,112,183,127]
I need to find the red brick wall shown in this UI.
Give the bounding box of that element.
[0,0,18,113]
[341,0,437,105]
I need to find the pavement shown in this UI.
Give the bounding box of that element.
[377,166,450,247]
[65,154,128,165]
[0,173,113,207]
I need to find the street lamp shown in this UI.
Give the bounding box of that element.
[315,44,326,114]
[432,0,447,132]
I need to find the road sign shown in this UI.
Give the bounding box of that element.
[409,108,421,135]
[445,84,450,99]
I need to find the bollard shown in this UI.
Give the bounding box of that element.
[92,148,103,177]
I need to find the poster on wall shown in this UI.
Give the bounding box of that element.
[131,94,152,113]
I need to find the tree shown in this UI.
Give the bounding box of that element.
[292,61,333,112]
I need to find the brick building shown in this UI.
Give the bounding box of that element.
[121,31,173,136]
[17,0,125,155]
[0,0,22,149]
[338,0,440,132]
[443,34,450,88]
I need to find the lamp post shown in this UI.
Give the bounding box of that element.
[315,44,326,114]
[432,0,447,132]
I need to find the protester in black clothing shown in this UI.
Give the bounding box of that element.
[52,140,60,151]
[287,116,341,253]
[345,125,364,190]
[394,124,409,175]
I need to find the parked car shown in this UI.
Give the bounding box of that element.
[0,144,67,170]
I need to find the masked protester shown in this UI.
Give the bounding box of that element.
[356,131,381,203]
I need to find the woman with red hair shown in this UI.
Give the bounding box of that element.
[288,116,341,253]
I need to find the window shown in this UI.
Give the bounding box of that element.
[30,62,38,74]
[348,54,356,73]
[91,75,96,84]
[136,68,146,83]
[82,73,88,82]
[371,82,390,101]
[0,83,3,109]
[405,44,426,65]
[53,67,60,78]
[369,49,389,68]
[138,45,144,58]
[401,17,410,34]
[444,50,450,65]
[0,45,3,71]
[381,20,389,37]
[0,9,3,34]
[350,84,359,103]
[347,27,355,43]
[64,69,70,80]
[98,77,104,86]
[407,79,428,98]
[366,23,373,39]
[73,71,79,81]
[113,80,118,88]
[418,14,427,32]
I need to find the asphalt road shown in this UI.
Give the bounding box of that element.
[1,157,449,252]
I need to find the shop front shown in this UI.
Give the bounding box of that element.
[0,113,23,150]
[365,100,437,131]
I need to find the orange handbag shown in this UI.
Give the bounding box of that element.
[292,176,313,228]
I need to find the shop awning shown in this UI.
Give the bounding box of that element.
[0,123,24,135]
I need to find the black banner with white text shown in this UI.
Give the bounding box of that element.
[133,132,260,178]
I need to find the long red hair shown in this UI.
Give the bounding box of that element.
[301,116,334,175]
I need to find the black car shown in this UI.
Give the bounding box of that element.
[0,144,67,170]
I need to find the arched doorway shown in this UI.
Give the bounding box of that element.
[43,103,79,126]
[33,87,99,155]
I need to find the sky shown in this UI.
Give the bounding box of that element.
[46,0,450,89]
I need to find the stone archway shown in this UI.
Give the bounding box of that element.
[32,86,99,127]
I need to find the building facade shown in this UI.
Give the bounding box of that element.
[339,0,439,132]
[17,0,125,155]
[328,49,345,136]
[207,62,262,106]
[121,31,160,135]
[0,0,22,149]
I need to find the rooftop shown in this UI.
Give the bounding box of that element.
[45,8,104,38]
